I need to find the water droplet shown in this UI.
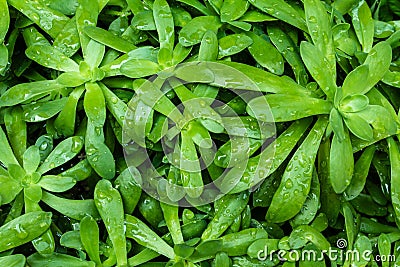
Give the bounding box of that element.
[95,127,102,136]
[86,145,98,156]
[15,224,29,239]
[285,179,293,189]
[40,142,48,151]
[264,7,275,13]
[71,137,83,153]
[308,16,317,23]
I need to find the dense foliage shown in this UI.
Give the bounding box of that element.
[0,0,400,266]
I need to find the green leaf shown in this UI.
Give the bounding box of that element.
[382,71,400,88]
[25,185,43,208]
[179,16,222,47]
[0,254,25,267]
[0,80,65,107]
[357,105,397,139]
[329,108,345,141]
[114,168,142,214]
[84,26,136,53]
[361,42,392,91]
[330,129,354,193]
[267,117,328,223]
[4,107,26,164]
[240,10,277,22]
[84,82,106,126]
[120,59,160,78]
[8,0,69,38]
[388,137,400,228]
[290,169,320,227]
[80,215,101,265]
[94,179,127,266]
[54,86,85,137]
[60,159,92,182]
[53,17,81,57]
[38,175,76,192]
[75,0,98,59]
[153,0,174,66]
[0,175,22,205]
[131,10,156,30]
[300,41,336,99]
[344,146,375,200]
[60,231,83,250]
[247,94,332,122]
[218,34,253,58]
[23,146,40,174]
[0,44,8,74]
[227,20,252,31]
[25,44,79,72]
[0,0,9,43]
[22,98,68,123]
[37,136,83,174]
[84,39,105,69]
[220,228,268,256]
[353,236,373,265]
[176,0,212,15]
[161,203,184,244]
[172,43,192,65]
[220,0,249,22]
[219,61,312,96]
[125,214,175,259]
[198,30,218,61]
[27,253,95,267]
[247,32,284,75]
[247,0,307,32]
[343,113,373,141]
[267,26,308,85]
[339,94,369,113]
[0,125,20,167]
[350,1,374,53]
[289,225,330,251]
[378,234,391,267]
[341,65,370,97]
[0,211,52,252]
[304,0,335,73]
[201,192,249,240]
[41,191,100,220]
[180,131,204,198]
[174,243,194,259]
[224,118,312,193]
[85,121,116,179]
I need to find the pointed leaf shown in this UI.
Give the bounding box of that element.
[247,94,332,122]
[0,80,64,107]
[25,44,79,72]
[0,211,52,252]
[300,42,336,99]
[179,16,222,47]
[41,191,100,220]
[267,117,328,223]
[343,113,373,141]
[23,146,40,174]
[94,180,127,266]
[125,214,175,258]
[37,136,84,174]
[330,129,353,193]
